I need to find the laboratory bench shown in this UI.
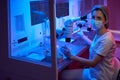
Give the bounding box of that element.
[42,30,96,72]
[13,30,95,71]
[57,30,95,80]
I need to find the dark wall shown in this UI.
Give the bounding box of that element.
[108,0,120,30]
[0,1,8,54]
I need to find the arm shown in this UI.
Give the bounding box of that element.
[61,46,103,67]
[70,54,104,67]
[81,35,92,46]
[78,31,92,46]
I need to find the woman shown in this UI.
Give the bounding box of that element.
[61,5,116,80]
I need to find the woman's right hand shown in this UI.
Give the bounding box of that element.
[60,45,71,59]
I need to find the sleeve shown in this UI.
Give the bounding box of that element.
[95,39,113,57]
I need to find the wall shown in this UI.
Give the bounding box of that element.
[108,0,120,31]
[107,0,120,41]
[80,0,106,16]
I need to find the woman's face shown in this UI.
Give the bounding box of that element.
[91,10,106,30]
[92,10,106,23]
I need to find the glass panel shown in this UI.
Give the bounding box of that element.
[9,0,51,67]
[55,0,81,64]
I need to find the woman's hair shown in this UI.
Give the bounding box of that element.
[91,5,109,29]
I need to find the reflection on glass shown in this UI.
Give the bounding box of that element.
[9,0,52,67]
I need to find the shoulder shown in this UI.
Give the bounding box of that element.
[100,32,116,46]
